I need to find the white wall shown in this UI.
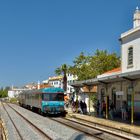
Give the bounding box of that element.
[8,90,21,98]
[67,74,77,93]
[121,30,140,73]
[49,80,62,88]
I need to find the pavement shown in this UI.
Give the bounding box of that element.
[65,107,140,136]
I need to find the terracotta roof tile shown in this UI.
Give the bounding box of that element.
[103,67,121,74]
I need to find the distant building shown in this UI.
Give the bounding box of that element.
[8,87,29,98]
[48,74,77,94]
[48,75,63,89]
[67,73,77,94]
[24,83,37,90]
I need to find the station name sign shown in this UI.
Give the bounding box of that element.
[116,91,124,96]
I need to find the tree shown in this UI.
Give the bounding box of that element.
[89,49,120,76]
[69,49,120,80]
[0,87,8,98]
[69,52,91,80]
[55,64,69,92]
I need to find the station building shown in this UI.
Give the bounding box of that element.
[71,7,140,123]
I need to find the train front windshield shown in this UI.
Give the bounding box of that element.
[43,93,64,101]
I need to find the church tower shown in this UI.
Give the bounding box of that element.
[133,7,140,28]
[120,7,140,73]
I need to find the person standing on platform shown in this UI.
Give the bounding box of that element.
[109,102,115,119]
[80,100,84,114]
[101,100,106,118]
[121,101,127,120]
[96,100,100,116]
[94,100,100,116]
[83,101,87,114]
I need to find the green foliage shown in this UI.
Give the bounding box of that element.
[9,98,18,104]
[69,52,91,80]
[55,64,69,91]
[89,49,120,75]
[69,49,120,80]
[90,93,97,103]
[0,87,9,98]
[55,64,69,76]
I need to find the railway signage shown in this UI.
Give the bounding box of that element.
[116,91,124,96]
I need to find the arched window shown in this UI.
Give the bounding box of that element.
[128,47,133,66]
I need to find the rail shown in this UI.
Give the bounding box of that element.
[1,102,24,140]
[66,116,140,140]
[50,117,136,140]
[2,102,53,140]
[0,119,7,140]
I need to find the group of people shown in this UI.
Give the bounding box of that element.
[80,100,87,114]
[71,100,87,114]
[94,100,128,120]
[68,96,128,121]
[94,100,107,118]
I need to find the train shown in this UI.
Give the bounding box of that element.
[18,87,66,116]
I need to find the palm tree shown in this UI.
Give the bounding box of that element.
[55,64,69,92]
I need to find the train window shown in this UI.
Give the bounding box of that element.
[57,94,64,101]
[43,94,50,101]
[51,93,64,101]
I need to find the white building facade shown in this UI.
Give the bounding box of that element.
[47,74,77,94]
[72,8,140,121]
[121,8,140,73]
[48,76,63,89]
[67,73,77,94]
[97,7,140,120]
[8,88,29,98]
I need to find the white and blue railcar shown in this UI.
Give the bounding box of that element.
[18,87,66,116]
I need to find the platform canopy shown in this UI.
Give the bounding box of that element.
[71,69,140,87]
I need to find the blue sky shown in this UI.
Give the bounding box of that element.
[0,0,139,87]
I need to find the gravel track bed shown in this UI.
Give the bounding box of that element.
[10,103,94,140]
[0,102,21,140]
[2,103,48,140]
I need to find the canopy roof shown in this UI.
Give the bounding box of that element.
[71,69,140,87]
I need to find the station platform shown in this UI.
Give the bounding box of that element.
[65,108,140,136]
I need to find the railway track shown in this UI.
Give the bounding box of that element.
[1,102,52,140]
[50,117,139,140]
[66,116,140,140]
[3,102,140,140]
[2,102,23,140]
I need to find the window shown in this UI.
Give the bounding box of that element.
[128,47,133,66]
[51,93,64,101]
[43,93,50,101]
